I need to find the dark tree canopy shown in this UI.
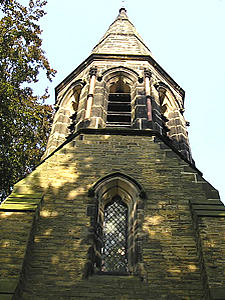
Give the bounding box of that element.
[0,0,56,201]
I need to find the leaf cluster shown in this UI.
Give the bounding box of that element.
[0,0,56,201]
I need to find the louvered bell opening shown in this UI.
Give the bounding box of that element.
[106,93,131,127]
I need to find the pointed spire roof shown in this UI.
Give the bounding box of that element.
[92,8,152,56]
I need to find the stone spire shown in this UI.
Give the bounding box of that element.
[92,8,152,56]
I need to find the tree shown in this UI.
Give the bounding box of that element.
[0,0,56,201]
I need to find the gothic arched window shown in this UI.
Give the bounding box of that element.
[68,84,83,133]
[102,196,128,273]
[86,173,146,278]
[106,76,131,127]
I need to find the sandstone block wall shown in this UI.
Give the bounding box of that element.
[0,130,224,299]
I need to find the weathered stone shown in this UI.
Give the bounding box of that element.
[1,6,225,300]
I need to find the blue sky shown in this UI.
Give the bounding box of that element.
[27,0,225,203]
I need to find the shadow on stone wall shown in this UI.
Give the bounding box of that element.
[2,134,222,299]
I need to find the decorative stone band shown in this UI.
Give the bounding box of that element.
[85,67,97,119]
[144,69,152,121]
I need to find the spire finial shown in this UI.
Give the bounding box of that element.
[120,0,127,13]
[119,0,127,13]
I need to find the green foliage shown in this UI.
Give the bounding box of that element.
[0,0,56,201]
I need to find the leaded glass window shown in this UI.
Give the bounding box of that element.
[101,196,128,273]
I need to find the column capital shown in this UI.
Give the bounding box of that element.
[89,67,97,76]
[144,69,152,78]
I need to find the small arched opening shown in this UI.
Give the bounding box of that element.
[88,173,146,276]
[68,84,83,133]
[106,75,131,127]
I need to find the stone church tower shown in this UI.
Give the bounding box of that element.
[1,8,225,300]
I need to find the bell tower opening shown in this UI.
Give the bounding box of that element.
[106,76,131,127]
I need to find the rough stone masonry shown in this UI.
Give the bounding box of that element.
[0,7,225,300]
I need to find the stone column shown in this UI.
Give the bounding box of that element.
[85,67,97,119]
[144,69,152,122]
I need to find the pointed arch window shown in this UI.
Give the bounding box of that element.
[68,83,84,133]
[107,76,131,127]
[102,196,128,273]
[86,174,146,278]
